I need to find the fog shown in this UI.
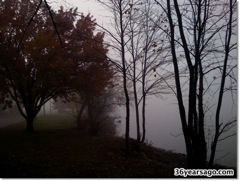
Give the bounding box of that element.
[115,96,237,168]
[0,91,236,168]
[0,0,236,169]
[65,0,237,168]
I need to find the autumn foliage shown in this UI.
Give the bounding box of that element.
[0,0,114,131]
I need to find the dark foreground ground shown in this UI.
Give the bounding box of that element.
[0,114,236,178]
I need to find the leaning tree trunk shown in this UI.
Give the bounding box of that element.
[208,0,234,168]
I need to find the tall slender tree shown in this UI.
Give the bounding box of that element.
[97,0,172,148]
[124,0,172,143]
[97,0,132,151]
[155,0,237,168]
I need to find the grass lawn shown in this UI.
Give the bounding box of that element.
[0,113,234,178]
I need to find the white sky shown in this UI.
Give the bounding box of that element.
[49,0,111,25]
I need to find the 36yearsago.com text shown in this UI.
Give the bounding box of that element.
[174,168,235,177]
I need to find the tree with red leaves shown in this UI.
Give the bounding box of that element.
[0,0,113,132]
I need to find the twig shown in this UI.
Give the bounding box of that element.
[43,0,63,47]
[169,132,183,138]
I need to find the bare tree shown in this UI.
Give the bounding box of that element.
[124,0,172,143]
[97,0,173,148]
[95,0,132,151]
[155,0,237,168]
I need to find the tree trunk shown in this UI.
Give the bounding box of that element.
[76,102,86,129]
[209,0,234,168]
[26,116,34,132]
[141,94,146,143]
[134,94,141,142]
[166,0,194,168]
[132,61,140,142]
[124,81,130,153]
[25,106,39,132]
[209,135,218,168]
[191,136,207,168]
[119,1,130,152]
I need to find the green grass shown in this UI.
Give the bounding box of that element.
[0,114,188,178]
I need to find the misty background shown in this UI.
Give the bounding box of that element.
[0,0,237,168]
[0,93,236,168]
[64,0,237,168]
